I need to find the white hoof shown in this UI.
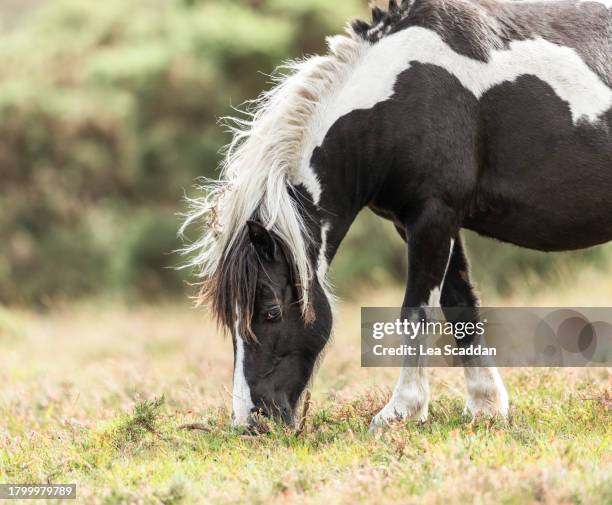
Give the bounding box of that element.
[464,367,509,418]
[369,391,429,433]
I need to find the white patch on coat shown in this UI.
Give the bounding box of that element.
[231,327,254,427]
[427,287,442,308]
[317,221,333,296]
[304,27,611,167]
[463,366,509,418]
[425,238,455,309]
[317,222,330,282]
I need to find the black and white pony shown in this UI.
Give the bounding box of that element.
[181,0,612,430]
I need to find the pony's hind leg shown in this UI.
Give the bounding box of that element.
[370,202,457,431]
[440,237,509,418]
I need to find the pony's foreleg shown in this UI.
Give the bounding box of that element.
[440,237,509,418]
[369,202,457,431]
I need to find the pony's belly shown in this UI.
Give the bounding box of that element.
[464,197,612,252]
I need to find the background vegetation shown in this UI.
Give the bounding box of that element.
[0,0,363,305]
[2,0,612,307]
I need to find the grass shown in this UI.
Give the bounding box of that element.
[0,282,611,504]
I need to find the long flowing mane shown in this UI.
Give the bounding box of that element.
[179,26,365,337]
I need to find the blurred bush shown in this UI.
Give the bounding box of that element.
[0,0,363,304]
[1,0,609,305]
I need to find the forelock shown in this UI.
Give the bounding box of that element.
[204,226,308,340]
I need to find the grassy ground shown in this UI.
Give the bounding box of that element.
[1,273,611,504]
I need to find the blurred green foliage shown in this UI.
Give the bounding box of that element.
[0,0,364,304]
[1,0,610,305]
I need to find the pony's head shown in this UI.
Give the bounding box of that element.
[225,220,332,427]
[182,184,334,428]
[180,183,333,427]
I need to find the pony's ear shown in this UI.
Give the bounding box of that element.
[247,220,276,262]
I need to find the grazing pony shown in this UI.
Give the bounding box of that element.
[181,0,612,429]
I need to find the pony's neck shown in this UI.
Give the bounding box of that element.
[302,117,388,278]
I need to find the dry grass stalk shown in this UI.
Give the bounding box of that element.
[296,390,312,436]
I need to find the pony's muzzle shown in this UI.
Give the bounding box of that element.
[248,398,294,428]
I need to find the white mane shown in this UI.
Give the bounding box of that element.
[179,28,366,319]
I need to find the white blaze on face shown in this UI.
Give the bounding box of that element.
[231,318,254,427]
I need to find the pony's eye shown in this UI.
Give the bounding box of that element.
[263,308,281,322]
